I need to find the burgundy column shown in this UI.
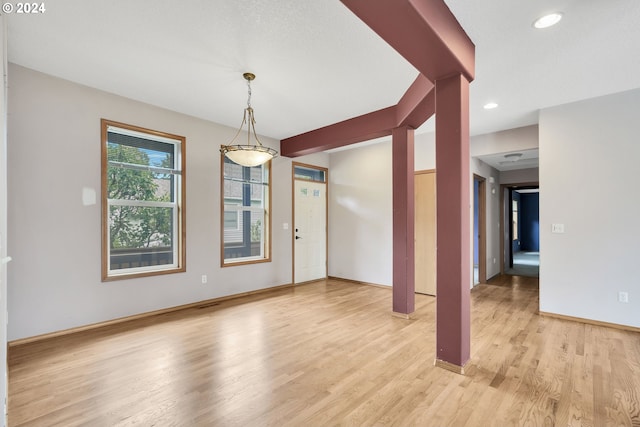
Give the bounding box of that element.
[435,74,471,372]
[392,126,415,316]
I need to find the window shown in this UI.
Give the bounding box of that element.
[101,119,186,280]
[294,165,326,182]
[221,155,271,265]
[224,208,240,231]
[512,199,519,241]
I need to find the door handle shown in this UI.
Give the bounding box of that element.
[295,236,302,240]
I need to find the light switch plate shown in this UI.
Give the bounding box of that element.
[551,223,565,233]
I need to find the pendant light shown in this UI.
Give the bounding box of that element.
[220,72,278,167]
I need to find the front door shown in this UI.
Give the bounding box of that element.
[293,172,327,283]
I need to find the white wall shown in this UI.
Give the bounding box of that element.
[328,140,393,285]
[539,88,640,328]
[6,64,326,341]
[500,167,539,184]
[415,132,435,170]
[471,125,538,157]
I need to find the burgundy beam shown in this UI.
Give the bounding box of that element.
[409,0,475,81]
[281,0,473,155]
[399,88,435,130]
[396,74,435,128]
[392,126,415,316]
[340,0,475,82]
[435,74,471,371]
[280,106,395,158]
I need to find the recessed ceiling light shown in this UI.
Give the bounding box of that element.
[483,102,498,110]
[533,12,563,29]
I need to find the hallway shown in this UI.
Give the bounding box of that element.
[506,250,539,277]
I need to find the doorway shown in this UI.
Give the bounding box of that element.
[473,175,487,285]
[501,184,539,277]
[292,163,328,284]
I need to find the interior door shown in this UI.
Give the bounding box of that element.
[294,180,327,283]
[415,171,436,295]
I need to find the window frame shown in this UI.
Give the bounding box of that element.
[101,119,186,281]
[220,152,271,267]
[223,204,241,231]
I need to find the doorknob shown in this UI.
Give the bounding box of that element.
[295,236,302,240]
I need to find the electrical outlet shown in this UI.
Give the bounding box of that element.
[618,291,628,303]
[201,275,207,284]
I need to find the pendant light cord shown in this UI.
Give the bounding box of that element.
[246,76,252,109]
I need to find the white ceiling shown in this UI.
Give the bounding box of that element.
[6,0,640,162]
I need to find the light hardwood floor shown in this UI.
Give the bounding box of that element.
[8,276,640,426]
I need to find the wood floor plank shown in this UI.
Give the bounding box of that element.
[8,276,640,426]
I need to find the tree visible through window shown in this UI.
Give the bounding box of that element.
[102,120,186,280]
[221,155,270,265]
